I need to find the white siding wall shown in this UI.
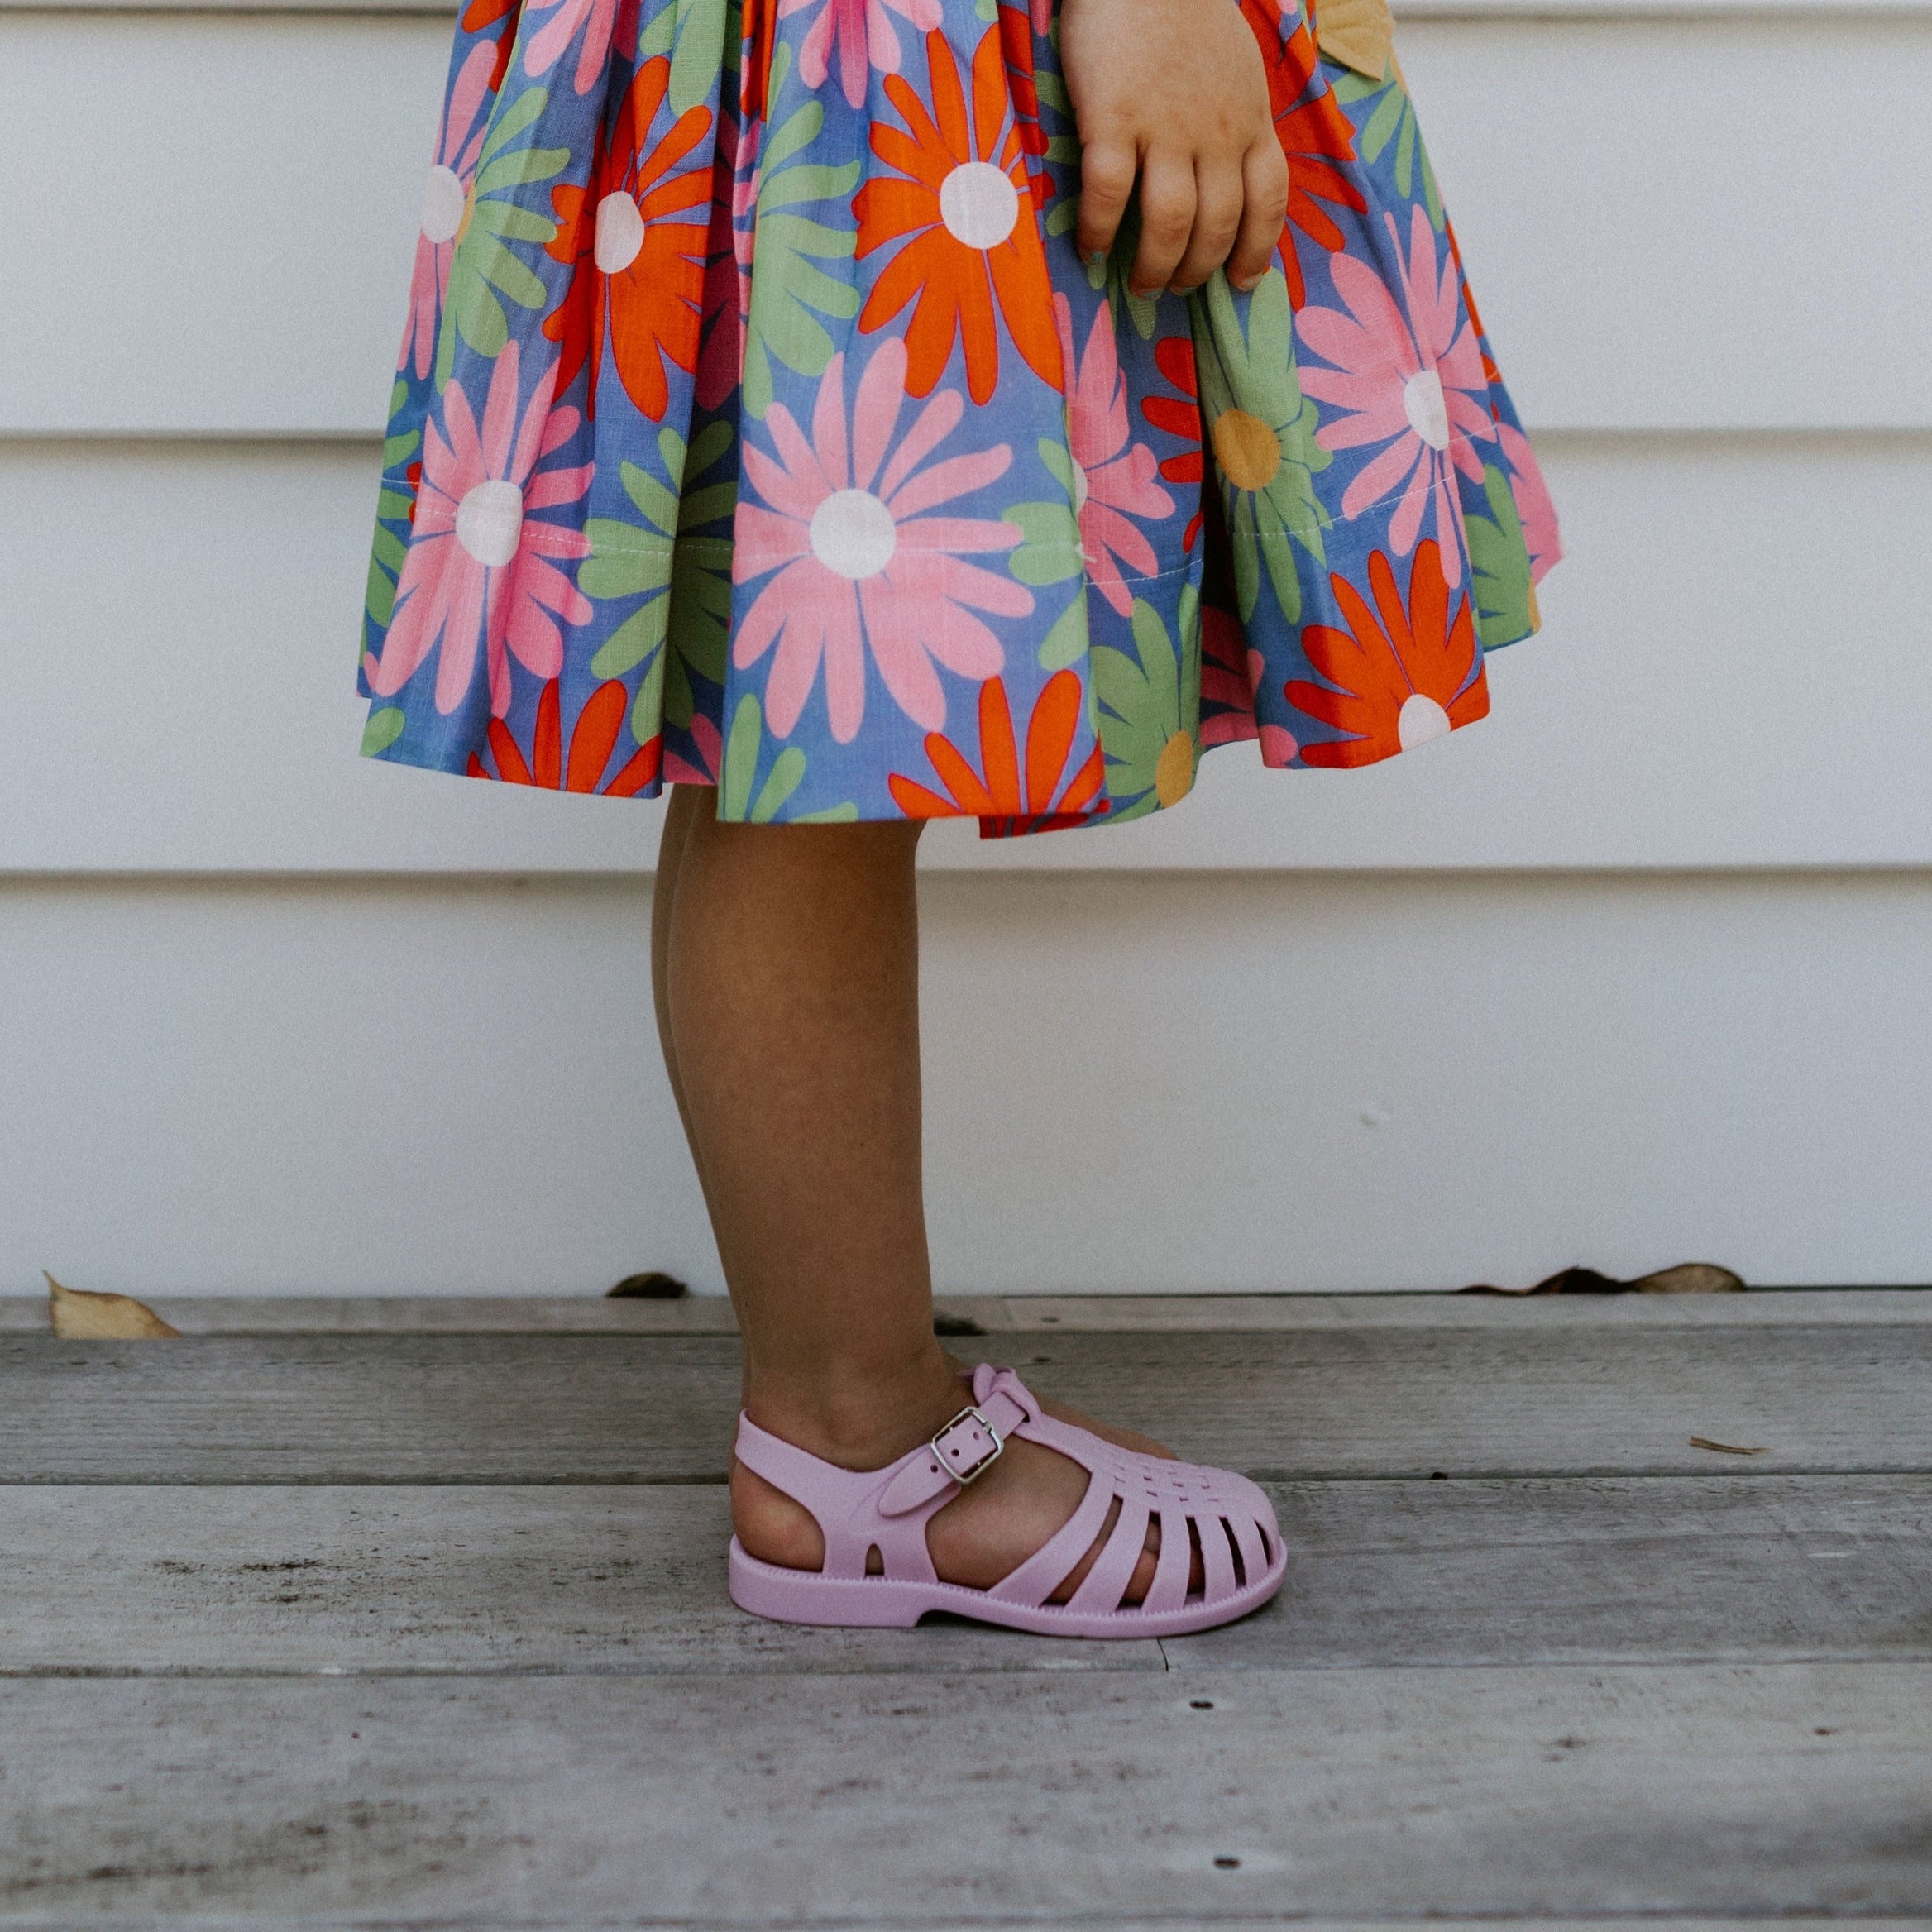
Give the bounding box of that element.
[1,0,1927,1294]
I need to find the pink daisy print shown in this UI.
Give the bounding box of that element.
[732,334,1031,742]
[1295,205,1494,586]
[522,0,623,94]
[784,0,944,110]
[1054,294,1174,617]
[399,40,500,381]
[1499,419,1561,582]
[365,341,594,718]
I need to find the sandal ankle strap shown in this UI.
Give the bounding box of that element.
[876,1383,1031,1516]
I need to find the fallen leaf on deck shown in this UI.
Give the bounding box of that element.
[45,1271,179,1339]
[1463,1261,1746,1295]
[1633,1263,1744,1294]
[606,1271,689,1299]
[1690,1436,1769,1456]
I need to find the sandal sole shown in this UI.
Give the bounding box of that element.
[728,1537,1286,1638]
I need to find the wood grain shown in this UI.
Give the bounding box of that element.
[2,1327,1925,1483]
[2,1664,1926,1918]
[0,1476,1924,1676]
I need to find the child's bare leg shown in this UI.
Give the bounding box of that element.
[657,794,1184,1600]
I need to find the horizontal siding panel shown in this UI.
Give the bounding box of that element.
[0,16,1926,433]
[3,872,1930,1292]
[1,433,1928,872]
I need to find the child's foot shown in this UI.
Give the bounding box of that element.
[943,1352,1176,1461]
[733,1365,1201,1606]
[727,1362,1284,1634]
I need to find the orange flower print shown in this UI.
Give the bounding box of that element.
[467,677,663,794]
[546,58,711,421]
[1240,0,1367,308]
[1287,541,1487,765]
[888,671,1105,834]
[854,25,1062,405]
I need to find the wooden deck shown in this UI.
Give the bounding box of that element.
[2,1291,1928,1927]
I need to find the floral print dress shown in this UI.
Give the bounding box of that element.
[359,0,1559,833]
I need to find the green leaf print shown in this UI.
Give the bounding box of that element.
[718,694,852,822]
[1036,593,1091,672]
[663,420,736,729]
[1000,438,1084,588]
[741,66,863,418]
[381,377,422,475]
[1466,462,1536,648]
[1085,204,1160,340]
[360,705,408,758]
[577,427,735,746]
[366,521,409,632]
[1332,63,1443,228]
[638,0,678,58]
[1193,271,1331,624]
[669,0,730,114]
[1089,588,1202,820]
[433,85,566,390]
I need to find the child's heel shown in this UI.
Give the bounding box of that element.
[728,1540,931,1628]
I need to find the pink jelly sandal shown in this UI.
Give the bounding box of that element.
[728,1362,1285,1637]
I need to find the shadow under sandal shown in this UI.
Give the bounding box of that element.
[728,1363,1286,1637]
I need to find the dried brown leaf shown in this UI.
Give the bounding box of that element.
[1690,1435,1768,1456]
[45,1271,180,1339]
[1463,1260,1747,1296]
[1633,1263,1746,1294]
[605,1271,690,1299]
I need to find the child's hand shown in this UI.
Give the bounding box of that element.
[1059,0,1288,297]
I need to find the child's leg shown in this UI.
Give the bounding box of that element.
[654,789,1183,1601]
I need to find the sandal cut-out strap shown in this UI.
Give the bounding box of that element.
[728,1364,1285,1638]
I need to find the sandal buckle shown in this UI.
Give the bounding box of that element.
[930,1405,1003,1485]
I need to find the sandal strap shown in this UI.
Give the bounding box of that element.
[875,1384,1030,1517]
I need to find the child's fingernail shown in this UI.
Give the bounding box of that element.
[1231,273,1262,292]
[1086,250,1107,268]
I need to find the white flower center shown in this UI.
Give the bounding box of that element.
[420,165,466,245]
[938,161,1020,251]
[594,191,646,274]
[1403,369,1450,452]
[809,489,897,581]
[455,479,525,568]
[1397,691,1451,751]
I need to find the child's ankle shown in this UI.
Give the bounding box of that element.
[743,1349,964,1471]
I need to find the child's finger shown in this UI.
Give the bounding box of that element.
[1227,141,1290,291]
[1127,155,1195,296]
[1168,161,1245,290]
[1075,141,1137,267]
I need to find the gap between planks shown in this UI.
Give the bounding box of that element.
[2,1288,1929,1335]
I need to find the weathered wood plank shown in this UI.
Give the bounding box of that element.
[2,1665,1926,1917]
[2,1327,1925,1483]
[1174,1474,1932,1669]
[0,1485,1159,1677]
[4,1288,1926,1335]
[0,1477,1924,1676]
